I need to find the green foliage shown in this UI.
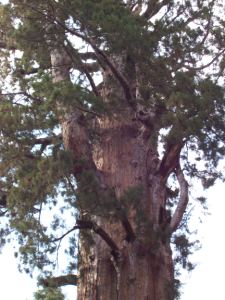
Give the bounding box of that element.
[34,287,65,300]
[0,0,224,295]
[173,234,200,271]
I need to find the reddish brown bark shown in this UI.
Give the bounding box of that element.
[50,44,186,300]
[77,115,175,300]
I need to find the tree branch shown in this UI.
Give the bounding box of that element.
[52,219,120,259]
[0,41,17,50]
[52,20,135,110]
[114,199,136,242]
[31,135,62,146]
[76,220,120,258]
[159,142,184,180]
[183,49,225,71]
[142,0,171,19]
[0,191,7,208]
[40,274,78,287]
[15,60,99,77]
[64,41,100,97]
[170,165,189,232]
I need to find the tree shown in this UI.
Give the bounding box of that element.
[0,0,224,299]
[34,287,65,300]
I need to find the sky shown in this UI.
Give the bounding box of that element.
[0,180,224,300]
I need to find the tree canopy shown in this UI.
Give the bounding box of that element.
[0,0,224,297]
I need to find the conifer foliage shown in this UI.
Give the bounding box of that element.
[0,1,224,299]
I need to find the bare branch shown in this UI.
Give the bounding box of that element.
[64,41,100,97]
[41,274,78,287]
[0,41,17,51]
[114,199,136,242]
[52,225,80,243]
[52,20,135,110]
[0,190,8,216]
[170,165,189,232]
[31,135,62,146]
[159,142,184,180]
[79,51,97,61]
[0,192,7,207]
[15,60,99,77]
[142,0,171,19]
[76,220,120,258]
[52,219,120,259]
[183,49,225,71]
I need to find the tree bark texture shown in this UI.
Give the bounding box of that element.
[51,46,186,300]
[77,116,174,300]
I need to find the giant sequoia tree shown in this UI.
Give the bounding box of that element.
[0,1,224,299]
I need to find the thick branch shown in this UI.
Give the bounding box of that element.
[142,0,171,19]
[114,200,136,242]
[170,165,189,232]
[52,219,120,258]
[64,42,100,97]
[31,135,62,146]
[41,274,78,287]
[53,20,135,109]
[0,193,7,207]
[0,41,17,50]
[79,51,97,61]
[159,142,184,179]
[0,191,7,216]
[77,220,120,258]
[15,60,99,77]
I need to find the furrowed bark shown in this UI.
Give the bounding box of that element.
[77,110,175,299]
[49,20,178,300]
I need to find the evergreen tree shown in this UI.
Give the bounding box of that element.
[0,1,224,299]
[34,287,65,300]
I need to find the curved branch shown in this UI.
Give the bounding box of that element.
[52,219,120,259]
[183,49,225,71]
[76,220,120,258]
[170,165,189,232]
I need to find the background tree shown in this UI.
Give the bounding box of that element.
[34,287,65,300]
[0,0,224,299]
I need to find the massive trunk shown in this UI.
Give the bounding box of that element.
[51,45,185,300]
[77,115,174,300]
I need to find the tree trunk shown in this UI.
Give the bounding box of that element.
[77,115,174,300]
[51,43,183,300]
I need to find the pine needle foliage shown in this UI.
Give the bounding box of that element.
[0,0,224,297]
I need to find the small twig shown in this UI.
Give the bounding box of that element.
[183,49,225,71]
